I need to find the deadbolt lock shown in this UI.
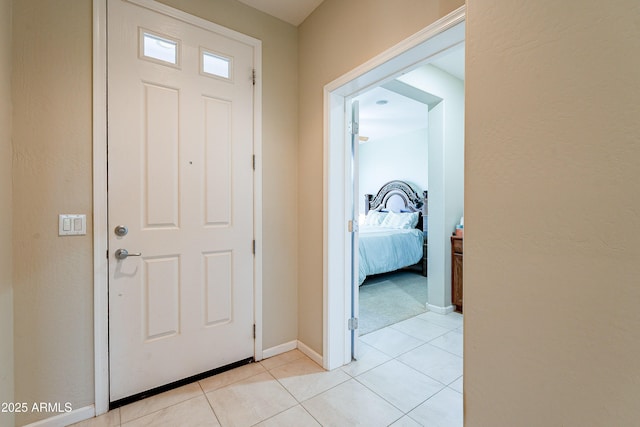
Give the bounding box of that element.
[114,225,129,237]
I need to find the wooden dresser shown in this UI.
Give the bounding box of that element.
[451,236,463,313]
[422,235,428,276]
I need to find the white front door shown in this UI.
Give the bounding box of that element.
[108,0,257,401]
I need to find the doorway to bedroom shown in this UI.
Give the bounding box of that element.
[324,9,465,370]
[323,8,465,423]
[353,45,464,338]
[354,81,432,337]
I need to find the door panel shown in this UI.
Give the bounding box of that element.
[144,256,180,340]
[204,96,232,225]
[204,251,233,326]
[108,0,255,402]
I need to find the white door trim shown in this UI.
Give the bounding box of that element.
[93,0,108,416]
[322,6,465,370]
[93,0,262,415]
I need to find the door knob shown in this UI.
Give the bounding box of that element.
[115,249,142,260]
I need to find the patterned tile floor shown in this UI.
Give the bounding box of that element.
[71,312,463,427]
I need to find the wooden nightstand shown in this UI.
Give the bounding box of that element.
[451,236,463,313]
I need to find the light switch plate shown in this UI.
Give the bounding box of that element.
[59,214,87,236]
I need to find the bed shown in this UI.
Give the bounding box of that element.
[358,180,427,285]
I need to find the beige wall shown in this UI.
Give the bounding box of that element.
[297,0,464,353]
[12,1,94,424]
[0,0,13,426]
[465,0,640,424]
[11,0,297,424]
[156,0,299,352]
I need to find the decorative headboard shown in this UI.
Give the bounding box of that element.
[364,180,428,231]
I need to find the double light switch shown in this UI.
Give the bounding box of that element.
[58,214,87,236]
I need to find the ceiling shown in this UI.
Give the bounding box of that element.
[357,44,465,143]
[356,87,430,142]
[236,0,324,26]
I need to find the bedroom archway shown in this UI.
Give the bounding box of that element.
[322,7,465,370]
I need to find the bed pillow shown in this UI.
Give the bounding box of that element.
[363,210,387,226]
[406,211,420,228]
[381,211,419,229]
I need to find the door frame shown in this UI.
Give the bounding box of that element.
[92,0,263,415]
[322,6,465,370]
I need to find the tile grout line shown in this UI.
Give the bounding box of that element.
[393,351,462,389]
[388,324,457,344]
[268,361,353,406]
[364,328,462,363]
[420,340,464,359]
[260,368,309,424]
[198,380,223,426]
[360,332,428,359]
[351,365,446,418]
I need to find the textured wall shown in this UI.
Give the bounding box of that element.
[465,0,640,424]
[298,0,464,353]
[12,1,94,424]
[359,128,429,214]
[12,0,94,424]
[158,0,299,352]
[0,0,13,426]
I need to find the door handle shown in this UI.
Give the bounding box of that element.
[115,249,142,260]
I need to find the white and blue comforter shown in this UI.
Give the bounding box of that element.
[358,226,424,285]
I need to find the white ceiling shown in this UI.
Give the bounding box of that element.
[357,45,464,143]
[356,87,430,142]
[236,0,324,26]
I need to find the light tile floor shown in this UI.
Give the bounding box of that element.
[71,312,463,427]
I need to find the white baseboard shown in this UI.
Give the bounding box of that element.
[296,340,323,366]
[263,340,323,368]
[426,303,456,315]
[262,340,297,360]
[24,404,94,427]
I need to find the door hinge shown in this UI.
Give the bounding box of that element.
[348,317,359,331]
[106,249,109,259]
[252,239,256,255]
[348,219,359,233]
[253,324,256,339]
[252,69,256,85]
[349,121,359,135]
[252,154,256,170]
